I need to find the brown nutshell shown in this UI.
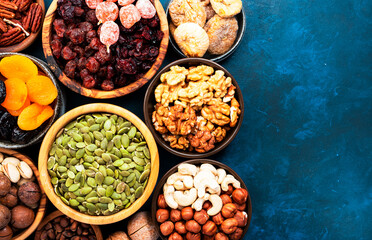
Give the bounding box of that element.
[170,209,182,222]
[233,211,248,227]
[160,221,174,236]
[229,227,244,240]
[174,221,187,234]
[156,208,169,223]
[194,209,209,225]
[168,232,183,240]
[220,218,238,235]
[202,220,217,236]
[185,220,201,233]
[221,203,237,218]
[181,207,194,221]
[220,194,232,205]
[212,212,224,225]
[232,188,248,205]
[186,232,201,240]
[215,232,229,240]
[157,194,168,208]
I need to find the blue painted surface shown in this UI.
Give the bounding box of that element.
[21,0,372,239]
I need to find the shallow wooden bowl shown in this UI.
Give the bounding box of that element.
[39,103,160,225]
[143,58,244,158]
[151,159,252,240]
[0,0,45,52]
[0,148,47,240]
[34,210,103,240]
[42,0,169,99]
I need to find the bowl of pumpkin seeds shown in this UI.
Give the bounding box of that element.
[38,103,159,225]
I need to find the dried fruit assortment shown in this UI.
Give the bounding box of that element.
[169,0,241,57]
[0,55,57,143]
[0,152,42,239]
[156,163,249,239]
[52,0,163,90]
[0,0,43,47]
[48,113,151,216]
[152,65,241,153]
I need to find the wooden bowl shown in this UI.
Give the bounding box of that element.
[166,0,246,62]
[42,0,169,99]
[34,210,103,240]
[0,148,47,240]
[38,103,160,225]
[0,52,66,149]
[143,58,244,158]
[0,0,45,52]
[151,159,252,240]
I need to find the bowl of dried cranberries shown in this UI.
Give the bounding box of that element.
[42,0,169,99]
[0,52,65,149]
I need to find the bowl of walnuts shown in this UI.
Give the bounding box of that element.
[42,0,169,99]
[144,58,244,158]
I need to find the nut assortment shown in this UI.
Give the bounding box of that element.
[0,152,41,239]
[156,163,249,239]
[169,0,242,57]
[48,113,151,216]
[0,0,42,47]
[152,64,241,153]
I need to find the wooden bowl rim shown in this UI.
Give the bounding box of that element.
[42,0,169,99]
[34,210,103,240]
[0,0,45,52]
[0,52,66,149]
[0,148,48,240]
[151,159,252,240]
[143,57,244,158]
[38,103,159,225]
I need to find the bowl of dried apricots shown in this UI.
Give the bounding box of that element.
[0,52,65,149]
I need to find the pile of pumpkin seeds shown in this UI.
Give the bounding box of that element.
[47,113,151,216]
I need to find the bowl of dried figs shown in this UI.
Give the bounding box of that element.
[0,148,47,240]
[167,0,245,62]
[0,0,45,52]
[0,52,65,149]
[42,0,169,99]
[143,58,244,158]
[151,159,252,240]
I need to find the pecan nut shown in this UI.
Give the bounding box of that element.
[0,26,25,46]
[0,0,18,11]
[0,8,15,18]
[0,18,7,33]
[22,3,42,32]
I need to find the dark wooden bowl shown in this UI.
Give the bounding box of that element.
[0,0,45,52]
[42,0,169,99]
[151,159,252,240]
[0,148,48,240]
[143,58,244,158]
[166,1,246,62]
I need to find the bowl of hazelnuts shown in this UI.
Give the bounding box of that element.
[0,148,47,240]
[151,159,252,240]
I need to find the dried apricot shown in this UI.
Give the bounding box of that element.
[0,55,38,81]
[18,103,54,131]
[26,75,58,105]
[1,78,28,111]
[8,97,30,117]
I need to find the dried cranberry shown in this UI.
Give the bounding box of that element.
[148,46,158,58]
[101,80,114,91]
[78,57,87,70]
[141,61,152,71]
[82,75,97,89]
[61,46,77,60]
[107,65,115,79]
[117,58,137,75]
[85,10,98,25]
[95,45,111,64]
[97,66,107,79]
[52,34,63,41]
[64,60,77,78]
[74,6,84,16]
[78,22,93,33]
[70,0,82,6]
[53,19,66,37]
[73,46,84,57]
[84,46,96,57]
[86,30,97,43]
[141,26,152,41]
[89,38,102,50]
[114,74,127,87]
[59,4,75,22]
[86,57,100,73]
[80,69,90,79]
[148,15,159,28]
[155,30,164,42]
[69,28,85,44]
[51,39,63,59]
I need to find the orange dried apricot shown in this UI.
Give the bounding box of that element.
[26,75,58,105]
[1,78,28,111]
[8,97,30,116]
[18,103,54,131]
[0,55,38,81]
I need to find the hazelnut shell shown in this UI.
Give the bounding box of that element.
[11,205,34,229]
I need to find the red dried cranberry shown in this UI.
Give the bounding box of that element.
[53,19,66,37]
[70,0,82,6]
[61,46,76,60]
[86,57,100,73]
[141,26,152,41]
[59,4,75,22]
[52,34,63,41]
[69,28,85,44]
[141,61,152,71]
[85,10,98,25]
[84,46,96,57]
[107,65,115,79]
[74,6,84,16]
[77,57,87,70]
[65,60,77,78]
[97,66,107,79]
[89,38,102,50]
[78,22,93,33]
[95,45,111,64]
[114,74,127,87]
[80,69,89,79]
[101,80,114,91]
[148,15,159,28]
[73,46,84,57]
[148,46,158,58]
[86,30,97,43]
[117,58,137,75]
[82,75,96,89]
[51,39,63,59]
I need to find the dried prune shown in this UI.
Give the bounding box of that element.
[0,112,16,140]
[11,126,40,144]
[101,79,114,91]
[0,81,6,104]
[86,57,100,73]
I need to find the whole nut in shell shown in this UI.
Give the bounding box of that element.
[185,220,201,233]
[174,221,187,234]
[18,181,41,209]
[0,173,10,196]
[160,221,174,236]
[106,231,130,240]
[156,209,169,223]
[170,209,182,222]
[212,212,224,225]
[229,227,243,240]
[221,203,237,218]
[220,218,238,235]
[0,205,11,229]
[2,163,20,184]
[186,232,201,240]
[234,211,248,227]
[127,212,158,240]
[194,209,209,225]
[1,158,19,167]
[16,161,33,179]
[232,188,248,205]
[202,220,217,236]
[0,186,17,208]
[0,225,12,240]
[220,194,232,205]
[11,205,35,229]
[157,194,168,209]
[168,232,183,240]
[181,207,194,221]
[215,232,229,240]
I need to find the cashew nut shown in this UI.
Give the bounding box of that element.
[221,174,241,191]
[178,163,198,176]
[174,188,198,207]
[174,180,188,190]
[167,172,194,189]
[200,163,217,175]
[216,168,226,184]
[163,184,178,209]
[192,193,210,211]
[194,170,220,198]
[207,194,223,216]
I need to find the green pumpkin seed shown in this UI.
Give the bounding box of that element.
[143,147,150,159]
[113,159,124,167]
[127,145,136,153]
[47,157,56,170]
[133,156,145,166]
[135,186,144,199]
[104,176,115,185]
[126,173,135,183]
[116,182,126,193]
[99,197,112,204]
[104,119,112,130]
[86,202,97,213]
[139,169,150,183]
[78,205,87,212]
[87,177,97,187]
[95,172,104,185]
[57,166,67,173]
[86,197,99,203]
[89,124,100,132]
[80,187,93,195]
[108,202,115,212]
[86,144,97,152]
[86,191,98,199]
[67,171,75,179]
[70,199,80,207]
[97,186,106,196]
[102,153,111,163]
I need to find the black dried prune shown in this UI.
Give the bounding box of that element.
[11,126,39,144]
[0,81,6,104]
[0,112,16,140]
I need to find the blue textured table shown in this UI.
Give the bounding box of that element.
[21,0,372,239]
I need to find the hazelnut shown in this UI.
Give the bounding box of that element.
[185,220,201,233]
[160,221,174,236]
[202,201,212,210]
[175,221,187,234]
[0,205,11,229]
[0,174,10,197]
[202,221,217,236]
[220,194,232,205]
[215,232,229,240]
[234,211,248,227]
[221,203,237,218]
[0,225,12,240]
[0,186,17,208]
[234,203,246,211]
[221,218,238,234]
[232,188,248,205]
[203,235,215,240]
[229,227,243,240]
[194,209,209,225]
[222,184,233,195]
[11,205,34,229]
[168,232,183,240]
[181,207,194,221]
[18,182,41,209]
[170,209,182,222]
[157,194,168,208]
[186,232,201,240]
[212,212,224,225]
[156,209,169,223]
